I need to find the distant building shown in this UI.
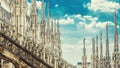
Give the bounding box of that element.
[77,62,91,68]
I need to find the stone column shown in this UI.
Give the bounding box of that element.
[56,59,58,68]
[54,58,57,68]
[49,54,52,66]
[43,50,45,61]
[47,53,50,64]
[0,47,2,68]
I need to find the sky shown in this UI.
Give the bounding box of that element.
[27,0,120,66]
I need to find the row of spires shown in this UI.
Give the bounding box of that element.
[82,12,120,68]
[30,0,62,56]
[10,0,62,57]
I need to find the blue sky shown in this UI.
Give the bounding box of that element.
[27,0,120,65]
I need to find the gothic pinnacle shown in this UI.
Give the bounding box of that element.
[106,23,109,56]
[47,2,50,32]
[92,38,95,68]
[100,31,103,68]
[48,1,50,22]
[114,11,117,29]
[41,0,44,20]
[57,19,60,34]
[82,38,87,68]
[114,11,119,52]
[92,38,95,57]
[96,35,98,58]
[105,23,111,68]
[96,35,99,68]
[54,19,57,35]
[83,38,86,55]
[100,32,103,58]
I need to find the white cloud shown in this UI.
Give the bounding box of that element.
[62,14,119,33]
[83,15,98,21]
[74,14,85,21]
[64,14,68,17]
[96,21,114,28]
[86,0,120,12]
[76,15,99,33]
[59,17,74,24]
[73,14,119,33]
[74,14,98,22]
[74,14,82,18]
[27,2,31,6]
[36,1,42,9]
[78,22,97,33]
[55,4,59,8]
[61,14,118,32]
[78,20,115,33]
